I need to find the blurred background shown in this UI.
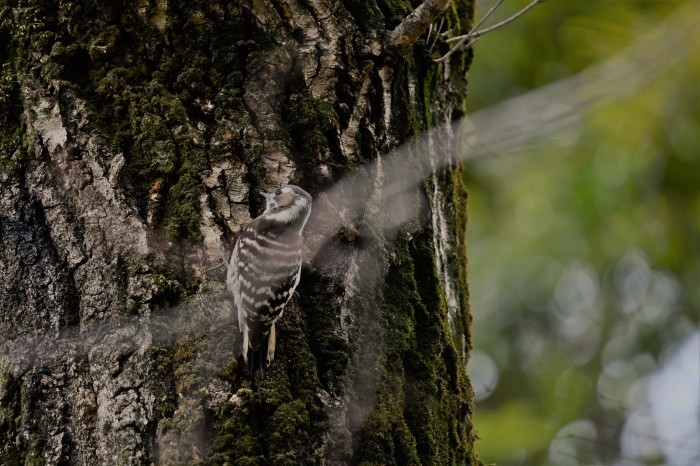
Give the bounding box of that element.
[463,1,699,465]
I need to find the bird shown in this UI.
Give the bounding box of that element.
[226,185,312,379]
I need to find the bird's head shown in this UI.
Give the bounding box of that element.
[260,185,312,227]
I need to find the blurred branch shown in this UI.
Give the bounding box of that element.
[436,0,545,62]
[387,0,451,56]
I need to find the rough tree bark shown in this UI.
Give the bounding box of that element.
[0,0,478,464]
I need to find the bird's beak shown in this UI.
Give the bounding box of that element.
[259,191,271,199]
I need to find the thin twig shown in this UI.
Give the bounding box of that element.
[436,0,545,62]
[450,0,545,43]
[437,0,504,60]
[428,17,445,52]
[199,261,227,279]
[466,0,506,39]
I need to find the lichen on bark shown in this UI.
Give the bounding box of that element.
[0,0,479,464]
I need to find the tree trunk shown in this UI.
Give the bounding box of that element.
[0,1,478,464]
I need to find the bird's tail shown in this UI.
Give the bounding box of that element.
[247,332,270,380]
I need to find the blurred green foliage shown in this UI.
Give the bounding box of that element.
[463,1,699,464]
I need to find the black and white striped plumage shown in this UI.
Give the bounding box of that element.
[226,185,312,378]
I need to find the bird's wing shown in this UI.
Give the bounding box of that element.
[230,220,302,348]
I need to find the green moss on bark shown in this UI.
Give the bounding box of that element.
[297,269,351,395]
[0,370,22,465]
[206,305,326,465]
[377,0,415,28]
[0,2,27,174]
[352,232,475,465]
[283,91,344,187]
[0,370,50,466]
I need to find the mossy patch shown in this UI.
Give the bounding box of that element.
[377,0,416,29]
[352,383,421,466]
[0,370,50,465]
[389,52,424,142]
[150,346,178,420]
[0,2,27,174]
[205,305,327,465]
[0,370,22,465]
[351,233,475,465]
[207,399,261,465]
[282,89,346,188]
[451,164,473,349]
[297,269,350,395]
[342,0,386,32]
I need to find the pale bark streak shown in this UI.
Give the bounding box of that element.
[340,66,373,162]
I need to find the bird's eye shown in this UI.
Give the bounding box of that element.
[276,189,282,196]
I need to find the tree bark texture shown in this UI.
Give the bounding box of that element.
[0,1,477,464]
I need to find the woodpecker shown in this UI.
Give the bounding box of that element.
[226,185,312,379]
